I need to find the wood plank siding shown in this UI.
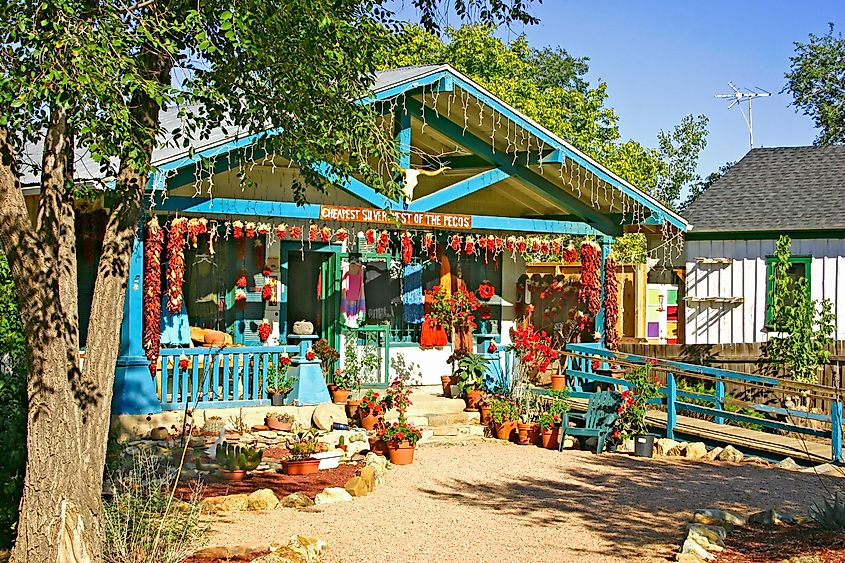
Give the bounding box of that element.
[685,238,845,344]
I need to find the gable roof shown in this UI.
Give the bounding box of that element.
[685,146,845,233]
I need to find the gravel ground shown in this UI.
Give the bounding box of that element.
[206,441,842,563]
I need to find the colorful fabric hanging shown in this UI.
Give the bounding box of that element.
[402,263,424,324]
[340,261,366,328]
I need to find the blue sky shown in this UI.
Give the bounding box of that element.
[401,1,843,178]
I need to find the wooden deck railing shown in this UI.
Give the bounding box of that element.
[560,343,844,462]
[157,345,297,410]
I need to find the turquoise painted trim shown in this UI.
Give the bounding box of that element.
[362,70,451,104]
[469,216,601,235]
[686,229,845,241]
[436,73,686,231]
[832,401,843,463]
[395,106,412,170]
[308,162,400,209]
[407,168,510,212]
[405,98,621,236]
[153,196,322,219]
[595,236,612,347]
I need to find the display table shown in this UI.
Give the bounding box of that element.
[285,334,331,405]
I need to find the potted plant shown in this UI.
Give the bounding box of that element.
[330,367,358,404]
[265,355,295,406]
[378,375,422,464]
[616,360,662,457]
[358,389,391,430]
[456,353,488,411]
[446,347,470,396]
[537,388,570,449]
[488,395,520,440]
[479,394,493,425]
[215,443,263,481]
[264,412,294,432]
[312,338,340,377]
[282,429,322,475]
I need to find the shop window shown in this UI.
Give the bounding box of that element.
[765,255,812,329]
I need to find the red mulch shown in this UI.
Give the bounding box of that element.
[176,462,360,501]
[183,550,270,563]
[717,524,845,562]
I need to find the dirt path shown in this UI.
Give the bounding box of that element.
[206,441,842,562]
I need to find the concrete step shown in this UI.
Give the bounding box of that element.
[384,411,481,427]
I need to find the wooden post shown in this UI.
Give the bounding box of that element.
[666,372,677,440]
[714,379,726,425]
[832,400,843,463]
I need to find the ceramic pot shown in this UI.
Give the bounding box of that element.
[331,388,350,404]
[527,423,541,446]
[440,376,452,397]
[464,389,483,411]
[270,393,286,406]
[550,374,566,391]
[494,421,515,441]
[346,399,361,419]
[219,469,246,481]
[282,458,320,475]
[479,403,492,426]
[517,422,533,445]
[360,413,381,431]
[264,417,292,432]
[368,437,388,456]
[540,427,560,450]
[387,441,415,465]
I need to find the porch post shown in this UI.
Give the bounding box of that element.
[595,235,613,348]
[113,223,162,415]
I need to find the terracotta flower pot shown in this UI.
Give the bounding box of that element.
[479,403,492,426]
[541,427,560,449]
[440,375,452,397]
[550,374,567,391]
[359,412,381,431]
[327,383,338,393]
[494,421,515,441]
[331,388,350,404]
[264,417,292,432]
[517,422,533,445]
[368,437,388,456]
[282,458,320,475]
[464,389,483,411]
[219,469,247,481]
[527,423,541,446]
[346,399,361,419]
[449,375,459,388]
[387,440,416,465]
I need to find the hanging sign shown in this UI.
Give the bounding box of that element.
[319,205,472,230]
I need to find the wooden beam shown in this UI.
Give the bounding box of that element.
[405,97,620,236]
[407,168,510,212]
[307,161,400,209]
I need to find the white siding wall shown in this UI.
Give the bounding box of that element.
[685,238,845,344]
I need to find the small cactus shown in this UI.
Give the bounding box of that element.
[201,416,226,435]
[810,491,845,530]
[337,435,346,446]
[216,443,263,471]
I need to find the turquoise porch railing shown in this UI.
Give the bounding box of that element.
[560,343,844,463]
[157,345,297,410]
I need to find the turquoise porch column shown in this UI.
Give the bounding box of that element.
[113,226,162,415]
[595,235,613,348]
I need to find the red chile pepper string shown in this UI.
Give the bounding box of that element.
[143,218,165,376]
[578,242,602,317]
[166,218,188,314]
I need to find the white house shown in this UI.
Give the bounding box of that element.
[683,146,845,345]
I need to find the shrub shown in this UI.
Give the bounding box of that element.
[0,251,26,548]
[104,450,207,563]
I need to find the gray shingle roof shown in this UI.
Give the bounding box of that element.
[685,146,845,232]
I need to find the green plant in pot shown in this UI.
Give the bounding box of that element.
[616,361,662,457]
[331,367,359,404]
[266,356,295,406]
[216,443,263,481]
[283,429,322,475]
[456,353,488,411]
[538,388,570,449]
[488,395,520,440]
[264,412,294,431]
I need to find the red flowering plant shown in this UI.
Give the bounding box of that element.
[266,355,295,396]
[537,388,570,429]
[377,375,422,445]
[510,324,559,372]
[614,361,662,439]
[477,280,496,301]
[235,271,248,289]
[449,286,480,329]
[425,285,452,327]
[359,389,392,417]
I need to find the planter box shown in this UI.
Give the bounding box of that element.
[312,450,343,470]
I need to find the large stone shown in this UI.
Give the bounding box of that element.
[357,465,377,491]
[705,447,723,461]
[279,492,315,509]
[314,487,353,505]
[312,403,347,431]
[686,524,726,551]
[717,445,744,463]
[680,538,715,561]
[149,426,170,440]
[200,493,249,513]
[685,442,708,460]
[344,476,369,497]
[801,463,839,475]
[748,508,796,527]
[667,442,688,457]
[655,438,680,456]
[775,457,801,471]
[691,513,733,533]
[676,554,706,563]
[247,488,280,511]
[694,509,747,526]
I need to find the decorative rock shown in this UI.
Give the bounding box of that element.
[686,523,726,551]
[252,425,269,431]
[694,509,747,526]
[801,463,839,475]
[247,488,280,511]
[149,426,170,440]
[685,442,708,460]
[692,513,734,533]
[748,509,796,527]
[775,457,801,471]
[256,431,279,439]
[705,447,723,461]
[676,553,706,563]
[717,445,744,463]
[314,487,353,505]
[358,465,377,491]
[344,476,369,497]
[200,493,249,512]
[667,442,688,457]
[680,538,715,561]
[312,403,347,431]
[655,438,680,456]
[279,492,314,509]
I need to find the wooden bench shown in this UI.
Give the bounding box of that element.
[560,391,620,454]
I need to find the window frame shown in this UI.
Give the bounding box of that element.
[764,254,812,329]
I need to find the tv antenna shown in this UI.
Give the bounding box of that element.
[715,82,771,149]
